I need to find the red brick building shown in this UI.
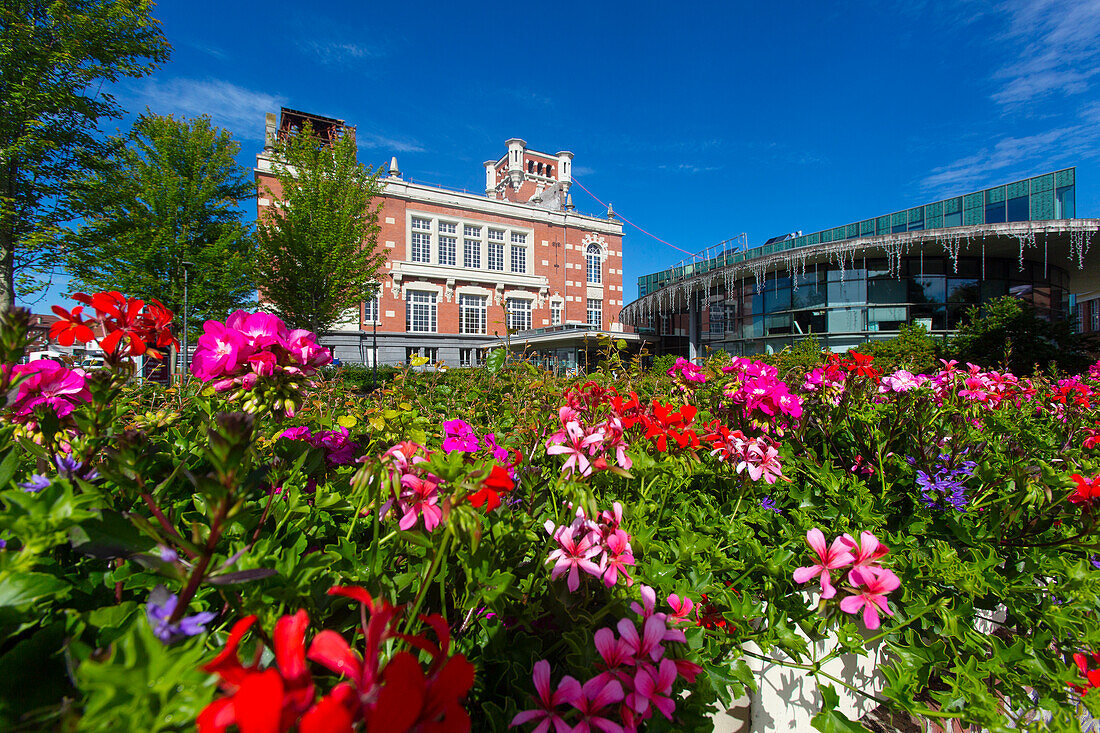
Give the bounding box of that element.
[256,109,633,370]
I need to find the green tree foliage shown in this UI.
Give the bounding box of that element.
[254,122,383,334]
[949,295,1094,374]
[0,0,169,309]
[66,113,256,338]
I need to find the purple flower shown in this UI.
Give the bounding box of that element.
[53,454,99,481]
[442,418,479,454]
[912,456,976,511]
[146,586,216,644]
[158,546,179,564]
[1091,555,1100,570]
[18,474,50,493]
[759,496,781,513]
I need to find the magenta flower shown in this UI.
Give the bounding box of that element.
[839,530,889,584]
[839,566,901,630]
[666,593,695,624]
[510,660,581,733]
[191,320,252,380]
[226,310,286,348]
[792,528,855,599]
[284,328,331,368]
[601,530,635,587]
[631,659,677,719]
[483,432,510,463]
[569,676,625,733]
[9,360,91,417]
[397,473,442,531]
[442,418,480,453]
[668,357,706,384]
[545,522,603,592]
[617,616,668,663]
[594,627,635,670]
[546,421,603,477]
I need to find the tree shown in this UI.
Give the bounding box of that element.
[949,295,1095,374]
[254,122,383,335]
[66,112,256,337]
[0,0,169,309]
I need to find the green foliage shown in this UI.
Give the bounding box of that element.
[254,122,384,334]
[859,323,945,374]
[0,0,170,307]
[950,295,1094,374]
[66,113,256,337]
[3,304,1100,730]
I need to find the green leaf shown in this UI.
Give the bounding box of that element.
[811,684,868,733]
[0,572,69,608]
[486,348,506,374]
[0,450,18,489]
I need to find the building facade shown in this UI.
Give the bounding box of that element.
[622,169,1100,356]
[256,109,631,369]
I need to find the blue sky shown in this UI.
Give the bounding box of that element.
[22,0,1100,309]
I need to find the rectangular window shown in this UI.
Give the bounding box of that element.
[410,231,431,263]
[406,346,438,363]
[438,221,456,235]
[459,294,486,334]
[459,348,487,367]
[488,229,504,241]
[510,245,527,273]
[551,301,562,326]
[411,217,431,231]
[511,232,526,244]
[587,299,601,328]
[464,224,481,238]
[1056,185,1075,218]
[506,298,531,332]
[488,242,505,271]
[364,293,380,322]
[587,249,602,284]
[405,291,437,333]
[944,211,962,227]
[438,236,456,266]
[463,239,480,268]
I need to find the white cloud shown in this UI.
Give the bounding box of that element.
[124,77,286,140]
[357,132,425,154]
[570,165,597,177]
[296,39,382,67]
[921,123,1098,193]
[991,0,1100,105]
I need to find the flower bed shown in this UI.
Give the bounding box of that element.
[0,296,1099,731]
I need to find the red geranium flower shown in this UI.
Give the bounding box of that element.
[1069,474,1100,506]
[49,305,95,346]
[468,464,514,511]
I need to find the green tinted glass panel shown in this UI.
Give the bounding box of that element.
[847,223,859,238]
[860,220,874,235]
[807,233,819,244]
[1006,180,1028,199]
[1031,189,1054,219]
[963,207,983,225]
[1031,173,1053,193]
[986,186,1005,204]
[1055,169,1074,187]
[963,192,983,210]
[876,215,890,232]
[925,201,942,218]
[908,207,923,222]
[821,230,832,243]
[944,196,962,215]
[926,215,943,229]
[891,212,907,226]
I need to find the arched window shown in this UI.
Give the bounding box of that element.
[586,244,602,284]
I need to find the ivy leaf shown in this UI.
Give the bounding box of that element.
[810,684,868,732]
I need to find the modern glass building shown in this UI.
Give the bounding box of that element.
[621,168,1100,356]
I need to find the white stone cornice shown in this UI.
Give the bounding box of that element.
[390,260,549,291]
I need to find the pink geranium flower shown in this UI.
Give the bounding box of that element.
[839,567,901,630]
[397,473,442,532]
[442,418,480,453]
[9,360,91,417]
[510,660,580,733]
[569,677,624,733]
[666,594,695,624]
[631,659,677,720]
[192,320,251,380]
[546,421,603,477]
[792,528,855,599]
[838,531,889,584]
[601,530,635,587]
[545,521,603,592]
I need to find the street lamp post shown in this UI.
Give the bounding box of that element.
[181,261,195,379]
